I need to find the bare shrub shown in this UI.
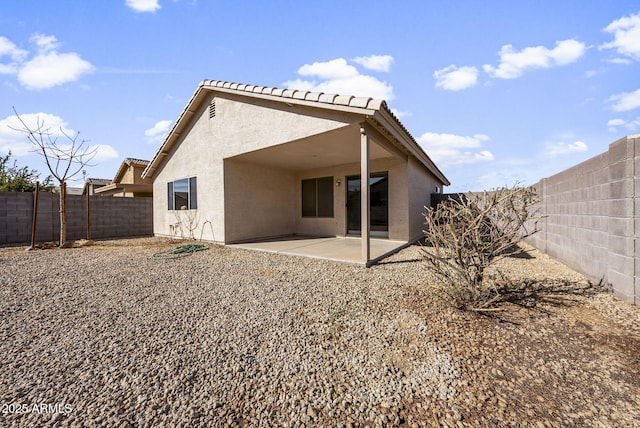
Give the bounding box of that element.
[172,208,200,240]
[422,184,542,311]
[10,108,97,247]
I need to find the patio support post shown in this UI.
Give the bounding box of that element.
[360,125,370,264]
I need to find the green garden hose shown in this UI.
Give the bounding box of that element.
[153,243,208,259]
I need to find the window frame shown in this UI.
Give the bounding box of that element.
[167,176,197,210]
[301,176,334,218]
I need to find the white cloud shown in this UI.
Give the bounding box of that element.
[1,112,75,138]
[30,33,59,52]
[417,132,494,166]
[433,65,478,91]
[351,55,394,72]
[607,118,626,127]
[145,119,172,144]
[0,36,28,74]
[390,108,410,119]
[607,117,640,132]
[606,57,633,65]
[608,88,640,112]
[0,34,93,89]
[126,0,161,12]
[88,144,119,161]
[42,142,118,164]
[283,57,394,100]
[19,51,94,90]
[0,141,32,156]
[600,11,640,61]
[0,36,27,61]
[418,132,490,148]
[0,112,75,156]
[545,140,588,156]
[483,39,585,79]
[298,58,359,80]
[144,120,172,137]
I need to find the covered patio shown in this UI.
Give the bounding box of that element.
[228,235,409,267]
[223,121,409,265]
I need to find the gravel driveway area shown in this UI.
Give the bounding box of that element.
[1,238,639,427]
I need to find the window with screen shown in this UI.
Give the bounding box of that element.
[167,177,197,210]
[302,176,333,217]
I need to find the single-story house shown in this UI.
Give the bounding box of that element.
[83,178,111,195]
[142,79,449,264]
[95,158,152,197]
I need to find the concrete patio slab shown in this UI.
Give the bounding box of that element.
[228,236,409,266]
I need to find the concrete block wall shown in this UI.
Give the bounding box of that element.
[87,196,153,239]
[0,192,153,245]
[528,135,639,305]
[0,192,37,244]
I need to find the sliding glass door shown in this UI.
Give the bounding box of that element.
[346,172,388,238]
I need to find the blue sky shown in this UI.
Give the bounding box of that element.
[1,1,639,192]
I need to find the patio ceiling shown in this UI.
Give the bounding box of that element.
[225,123,400,171]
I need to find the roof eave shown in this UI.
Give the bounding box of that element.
[94,182,152,195]
[142,83,208,179]
[372,108,450,186]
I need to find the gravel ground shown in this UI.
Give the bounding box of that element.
[0,238,638,427]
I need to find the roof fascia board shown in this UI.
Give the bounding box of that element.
[95,182,152,194]
[93,183,118,194]
[113,163,129,183]
[372,110,450,185]
[142,84,206,179]
[361,121,408,162]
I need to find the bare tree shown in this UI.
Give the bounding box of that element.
[11,107,97,247]
[422,184,542,311]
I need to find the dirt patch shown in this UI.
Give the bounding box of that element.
[401,245,640,426]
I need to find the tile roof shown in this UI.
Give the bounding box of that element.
[201,79,386,111]
[85,178,112,185]
[123,158,150,166]
[113,158,151,183]
[143,79,449,185]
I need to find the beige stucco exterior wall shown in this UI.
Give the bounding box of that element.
[224,159,295,242]
[131,166,151,185]
[223,156,408,242]
[294,157,407,240]
[214,93,357,158]
[152,93,360,242]
[407,157,441,241]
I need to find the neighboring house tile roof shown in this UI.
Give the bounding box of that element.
[113,158,151,183]
[124,158,150,166]
[142,79,449,185]
[83,178,112,195]
[86,178,112,185]
[94,157,153,197]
